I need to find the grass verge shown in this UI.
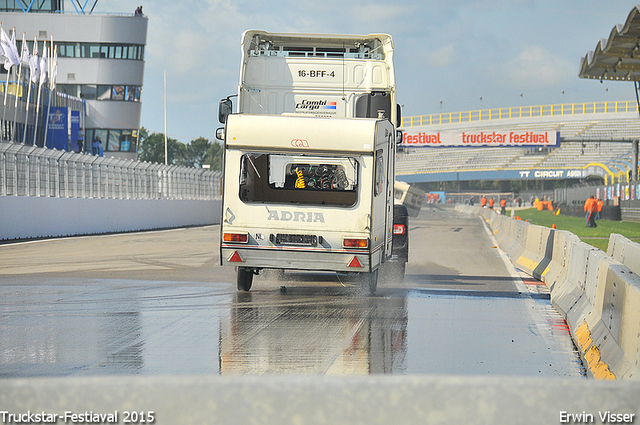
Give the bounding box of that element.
[508,208,640,251]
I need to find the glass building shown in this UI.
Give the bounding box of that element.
[0,1,148,160]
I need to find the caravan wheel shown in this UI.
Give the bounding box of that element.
[237,267,253,291]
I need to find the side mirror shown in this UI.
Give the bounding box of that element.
[215,127,225,141]
[218,98,233,124]
[396,130,403,145]
[396,104,402,128]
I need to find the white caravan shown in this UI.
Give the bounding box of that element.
[220,114,395,294]
[218,31,405,293]
[394,181,425,217]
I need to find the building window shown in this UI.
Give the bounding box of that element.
[59,84,143,102]
[80,85,96,99]
[111,85,125,101]
[52,41,145,61]
[0,0,62,12]
[96,85,111,100]
[108,130,121,151]
[25,40,144,60]
[86,128,138,153]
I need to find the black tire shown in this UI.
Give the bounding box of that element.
[360,269,378,295]
[237,267,253,291]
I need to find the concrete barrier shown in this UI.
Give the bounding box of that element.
[1,375,639,424]
[513,224,554,280]
[0,196,221,241]
[457,204,640,380]
[540,229,580,294]
[551,241,604,329]
[608,233,640,275]
[574,259,640,379]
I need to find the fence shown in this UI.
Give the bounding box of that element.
[0,142,222,201]
[401,100,639,127]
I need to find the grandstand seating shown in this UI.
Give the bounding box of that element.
[397,113,640,179]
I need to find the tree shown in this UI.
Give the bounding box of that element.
[185,137,211,168]
[137,128,223,169]
[204,141,223,171]
[137,127,185,165]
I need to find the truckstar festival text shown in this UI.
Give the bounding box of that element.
[401,131,559,147]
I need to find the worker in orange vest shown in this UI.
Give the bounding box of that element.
[488,197,495,210]
[500,198,507,215]
[585,196,597,228]
[584,196,593,226]
[480,196,487,208]
[596,198,603,220]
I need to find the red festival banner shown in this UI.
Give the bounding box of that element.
[401,130,559,148]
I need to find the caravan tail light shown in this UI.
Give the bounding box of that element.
[393,224,406,235]
[223,232,248,243]
[343,238,368,249]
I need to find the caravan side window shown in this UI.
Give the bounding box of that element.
[374,149,385,197]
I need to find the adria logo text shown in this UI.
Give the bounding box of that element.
[291,139,309,148]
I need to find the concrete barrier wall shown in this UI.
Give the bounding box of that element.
[0,195,221,241]
[608,233,640,275]
[456,204,640,380]
[2,375,640,425]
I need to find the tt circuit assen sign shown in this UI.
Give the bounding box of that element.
[401,130,560,148]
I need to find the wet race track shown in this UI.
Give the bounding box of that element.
[0,205,585,377]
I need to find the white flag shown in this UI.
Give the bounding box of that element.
[39,45,48,87]
[20,33,29,64]
[29,36,39,84]
[1,28,20,71]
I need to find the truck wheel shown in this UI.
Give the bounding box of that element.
[237,267,253,291]
[360,269,378,295]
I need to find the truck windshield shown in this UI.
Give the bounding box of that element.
[239,153,358,206]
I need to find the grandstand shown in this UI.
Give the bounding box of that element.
[397,102,640,184]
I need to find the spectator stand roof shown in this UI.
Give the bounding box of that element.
[579,5,640,82]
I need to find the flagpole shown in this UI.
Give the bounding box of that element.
[1,65,9,141]
[43,40,54,149]
[24,35,37,145]
[164,70,168,165]
[23,71,32,144]
[1,25,11,141]
[33,40,46,147]
[12,32,25,143]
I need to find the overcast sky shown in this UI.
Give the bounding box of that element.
[93,0,640,142]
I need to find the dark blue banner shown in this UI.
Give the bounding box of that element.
[45,107,68,151]
[70,110,80,153]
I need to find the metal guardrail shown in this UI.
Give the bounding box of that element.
[0,142,221,200]
[401,100,640,127]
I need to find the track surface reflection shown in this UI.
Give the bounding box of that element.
[0,205,584,377]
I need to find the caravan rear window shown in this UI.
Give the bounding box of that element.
[239,153,358,206]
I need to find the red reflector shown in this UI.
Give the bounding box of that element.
[343,238,368,248]
[393,224,406,235]
[228,251,244,262]
[223,233,248,243]
[348,256,362,268]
